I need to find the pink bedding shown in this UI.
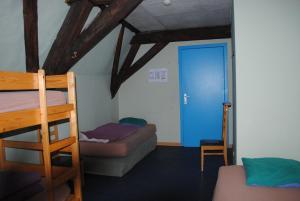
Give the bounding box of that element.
[213,166,300,201]
[0,91,66,113]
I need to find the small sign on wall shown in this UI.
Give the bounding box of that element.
[148,68,168,83]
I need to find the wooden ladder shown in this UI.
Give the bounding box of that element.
[38,70,82,201]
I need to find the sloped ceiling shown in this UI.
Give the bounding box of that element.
[126,0,232,31]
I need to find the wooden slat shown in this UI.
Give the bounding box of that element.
[3,140,42,150]
[0,71,38,90]
[50,137,76,152]
[48,111,70,122]
[204,153,224,156]
[48,104,73,122]
[0,104,73,134]
[60,146,72,153]
[4,161,45,175]
[0,108,41,133]
[202,146,224,151]
[53,167,76,187]
[3,161,70,177]
[45,74,68,88]
[48,104,74,115]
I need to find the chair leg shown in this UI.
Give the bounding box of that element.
[223,148,228,166]
[201,147,204,172]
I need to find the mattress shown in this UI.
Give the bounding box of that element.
[80,124,156,157]
[82,131,157,177]
[0,91,66,113]
[213,166,300,201]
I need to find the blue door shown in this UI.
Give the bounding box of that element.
[178,43,228,147]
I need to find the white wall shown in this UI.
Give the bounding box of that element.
[0,0,132,162]
[234,0,300,163]
[119,39,233,144]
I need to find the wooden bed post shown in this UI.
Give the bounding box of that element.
[0,139,5,169]
[67,71,83,201]
[38,70,54,201]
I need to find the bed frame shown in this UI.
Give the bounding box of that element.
[0,70,82,201]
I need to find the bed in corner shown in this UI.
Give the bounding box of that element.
[213,166,300,201]
[79,123,157,177]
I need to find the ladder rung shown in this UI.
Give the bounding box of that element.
[3,161,70,177]
[3,140,42,150]
[50,137,76,153]
[53,167,76,187]
[47,104,74,122]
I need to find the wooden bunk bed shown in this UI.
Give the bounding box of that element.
[0,70,82,201]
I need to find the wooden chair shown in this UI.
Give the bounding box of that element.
[200,102,231,172]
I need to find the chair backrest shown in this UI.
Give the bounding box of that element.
[222,103,231,148]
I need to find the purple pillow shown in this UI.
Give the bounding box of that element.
[82,123,139,142]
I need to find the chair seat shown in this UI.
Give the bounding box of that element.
[200,140,224,146]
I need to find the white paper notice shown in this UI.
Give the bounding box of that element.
[148,68,168,82]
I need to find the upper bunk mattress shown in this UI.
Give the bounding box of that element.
[0,91,66,113]
[213,165,300,201]
[80,124,157,157]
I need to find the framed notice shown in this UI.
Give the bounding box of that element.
[148,68,168,83]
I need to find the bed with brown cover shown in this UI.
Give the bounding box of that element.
[80,124,157,177]
[213,165,300,201]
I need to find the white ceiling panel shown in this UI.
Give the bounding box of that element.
[142,0,205,17]
[126,0,232,31]
[126,5,165,31]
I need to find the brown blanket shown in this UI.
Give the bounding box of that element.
[80,124,156,157]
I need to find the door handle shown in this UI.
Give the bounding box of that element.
[183,93,190,105]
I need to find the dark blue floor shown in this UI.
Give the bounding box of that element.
[83,146,231,201]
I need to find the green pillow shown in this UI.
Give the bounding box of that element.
[242,157,300,187]
[119,117,147,127]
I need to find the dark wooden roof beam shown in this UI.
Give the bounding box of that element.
[131,25,231,44]
[23,0,39,72]
[89,0,111,6]
[110,42,168,98]
[110,25,125,96]
[43,0,93,74]
[55,0,143,74]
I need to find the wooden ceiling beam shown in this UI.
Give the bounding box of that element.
[120,20,140,33]
[98,3,140,34]
[119,42,168,83]
[89,0,111,5]
[131,25,231,44]
[56,0,143,74]
[23,0,39,72]
[110,42,168,98]
[110,43,140,97]
[110,25,125,96]
[43,0,93,74]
